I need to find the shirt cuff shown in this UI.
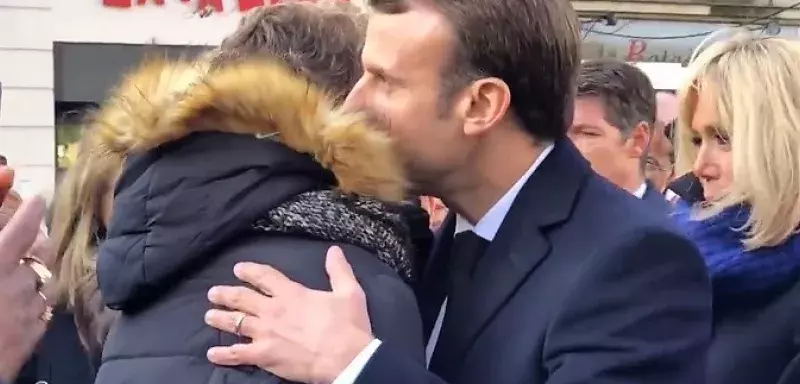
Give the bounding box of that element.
[331,339,382,384]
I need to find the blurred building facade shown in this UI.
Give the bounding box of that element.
[0,0,798,200]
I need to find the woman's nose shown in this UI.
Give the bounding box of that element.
[692,144,715,180]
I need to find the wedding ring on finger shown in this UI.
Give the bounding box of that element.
[37,290,53,323]
[234,313,248,337]
[19,255,52,290]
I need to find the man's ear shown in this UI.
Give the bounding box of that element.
[626,122,651,159]
[456,77,511,137]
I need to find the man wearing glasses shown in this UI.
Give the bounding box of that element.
[648,91,705,204]
[646,92,677,195]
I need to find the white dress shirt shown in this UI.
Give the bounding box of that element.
[633,182,647,199]
[664,188,680,204]
[333,144,555,384]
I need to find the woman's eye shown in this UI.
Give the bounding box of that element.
[715,134,730,146]
[690,136,702,147]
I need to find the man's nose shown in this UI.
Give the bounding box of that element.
[342,78,367,113]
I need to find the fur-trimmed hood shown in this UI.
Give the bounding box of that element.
[91,58,404,201]
[94,59,408,310]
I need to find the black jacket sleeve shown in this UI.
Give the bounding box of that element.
[338,242,425,360]
[355,342,447,384]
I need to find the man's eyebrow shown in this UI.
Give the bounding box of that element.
[571,123,602,130]
[365,64,401,83]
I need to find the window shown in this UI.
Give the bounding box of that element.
[55,102,97,182]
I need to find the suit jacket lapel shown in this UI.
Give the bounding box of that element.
[447,139,591,365]
[417,214,456,340]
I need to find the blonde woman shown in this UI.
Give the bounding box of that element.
[49,132,123,367]
[673,35,800,384]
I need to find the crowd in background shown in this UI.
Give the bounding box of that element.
[1,0,800,384]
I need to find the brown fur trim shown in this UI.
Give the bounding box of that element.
[91,59,406,201]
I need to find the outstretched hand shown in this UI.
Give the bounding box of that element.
[205,246,375,384]
[0,168,51,382]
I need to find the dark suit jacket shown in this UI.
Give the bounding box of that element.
[708,278,800,384]
[355,139,712,384]
[642,180,672,214]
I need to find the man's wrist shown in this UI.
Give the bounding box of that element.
[329,338,382,384]
[316,329,376,384]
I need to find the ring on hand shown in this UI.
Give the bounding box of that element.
[20,256,52,290]
[37,290,53,323]
[234,313,247,337]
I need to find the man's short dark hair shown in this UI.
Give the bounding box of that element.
[577,59,657,136]
[207,2,367,104]
[369,0,581,141]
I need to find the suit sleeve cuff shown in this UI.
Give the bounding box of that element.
[331,339,382,384]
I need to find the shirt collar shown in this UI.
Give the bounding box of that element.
[455,144,554,241]
[633,182,647,199]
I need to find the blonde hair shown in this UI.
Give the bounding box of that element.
[50,130,123,306]
[675,35,800,249]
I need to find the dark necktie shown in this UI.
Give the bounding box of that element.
[428,230,489,380]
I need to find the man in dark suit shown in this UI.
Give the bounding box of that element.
[201,0,712,383]
[570,59,671,213]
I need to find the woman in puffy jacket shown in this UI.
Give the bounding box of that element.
[60,3,426,384]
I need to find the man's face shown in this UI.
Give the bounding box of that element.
[647,92,678,192]
[569,97,644,189]
[344,7,470,195]
[647,123,674,192]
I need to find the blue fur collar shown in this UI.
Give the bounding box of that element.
[672,201,800,302]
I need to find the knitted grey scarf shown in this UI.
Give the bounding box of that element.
[253,190,417,283]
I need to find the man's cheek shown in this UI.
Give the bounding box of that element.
[571,138,598,161]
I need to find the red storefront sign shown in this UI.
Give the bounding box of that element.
[103,0,349,12]
[625,39,687,63]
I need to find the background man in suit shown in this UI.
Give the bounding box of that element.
[651,92,707,204]
[569,59,669,212]
[203,0,713,383]
[649,92,679,194]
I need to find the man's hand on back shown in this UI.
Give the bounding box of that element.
[205,246,375,384]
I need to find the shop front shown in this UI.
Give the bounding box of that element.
[2,6,798,198]
[582,18,799,65]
